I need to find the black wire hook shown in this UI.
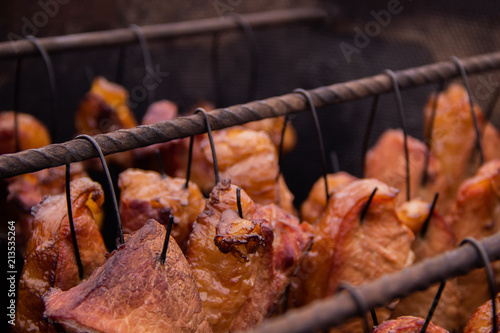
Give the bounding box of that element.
[211,13,260,106]
[294,88,330,205]
[159,214,174,265]
[460,237,497,333]
[65,163,84,280]
[76,134,124,246]
[236,187,243,218]
[419,192,439,238]
[419,280,446,333]
[361,95,380,175]
[337,282,374,333]
[185,108,220,187]
[422,81,446,186]
[450,56,485,165]
[359,187,378,223]
[384,69,410,202]
[25,35,58,142]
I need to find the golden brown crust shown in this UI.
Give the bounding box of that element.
[464,294,500,333]
[118,168,205,251]
[449,159,500,326]
[214,209,271,261]
[0,111,51,154]
[483,123,500,163]
[424,83,485,204]
[301,172,357,224]
[374,316,449,332]
[290,179,414,332]
[201,127,295,214]
[392,200,460,331]
[15,177,107,333]
[242,116,297,153]
[75,76,137,169]
[186,179,312,332]
[6,163,87,254]
[44,219,212,333]
[365,129,446,211]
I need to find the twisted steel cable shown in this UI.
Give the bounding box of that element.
[1,51,499,179]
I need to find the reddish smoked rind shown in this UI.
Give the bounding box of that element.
[186,179,313,332]
[45,219,212,333]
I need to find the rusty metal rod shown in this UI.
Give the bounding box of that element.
[1,51,500,179]
[0,7,326,58]
[244,232,500,333]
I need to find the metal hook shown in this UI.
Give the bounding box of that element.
[25,35,58,141]
[337,282,373,333]
[384,69,410,202]
[159,214,174,265]
[294,88,329,205]
[419,280,446,333]
[361,95,379,175]
[460,237,497,333]
[236,187,243,218]
[360,187,378,222]
[65,163,84,280]
[195,108,220,185]
[450,56,485,165]
[76,134,124,246]
[419,192,439,238]
[211,13,260,106]
[422,81,446,186]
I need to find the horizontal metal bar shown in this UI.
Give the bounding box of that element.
[0,7,326,58]
[244,232,500,333]
[1,51,499,179]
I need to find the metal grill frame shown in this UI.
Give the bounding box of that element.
[1,9,500,332]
